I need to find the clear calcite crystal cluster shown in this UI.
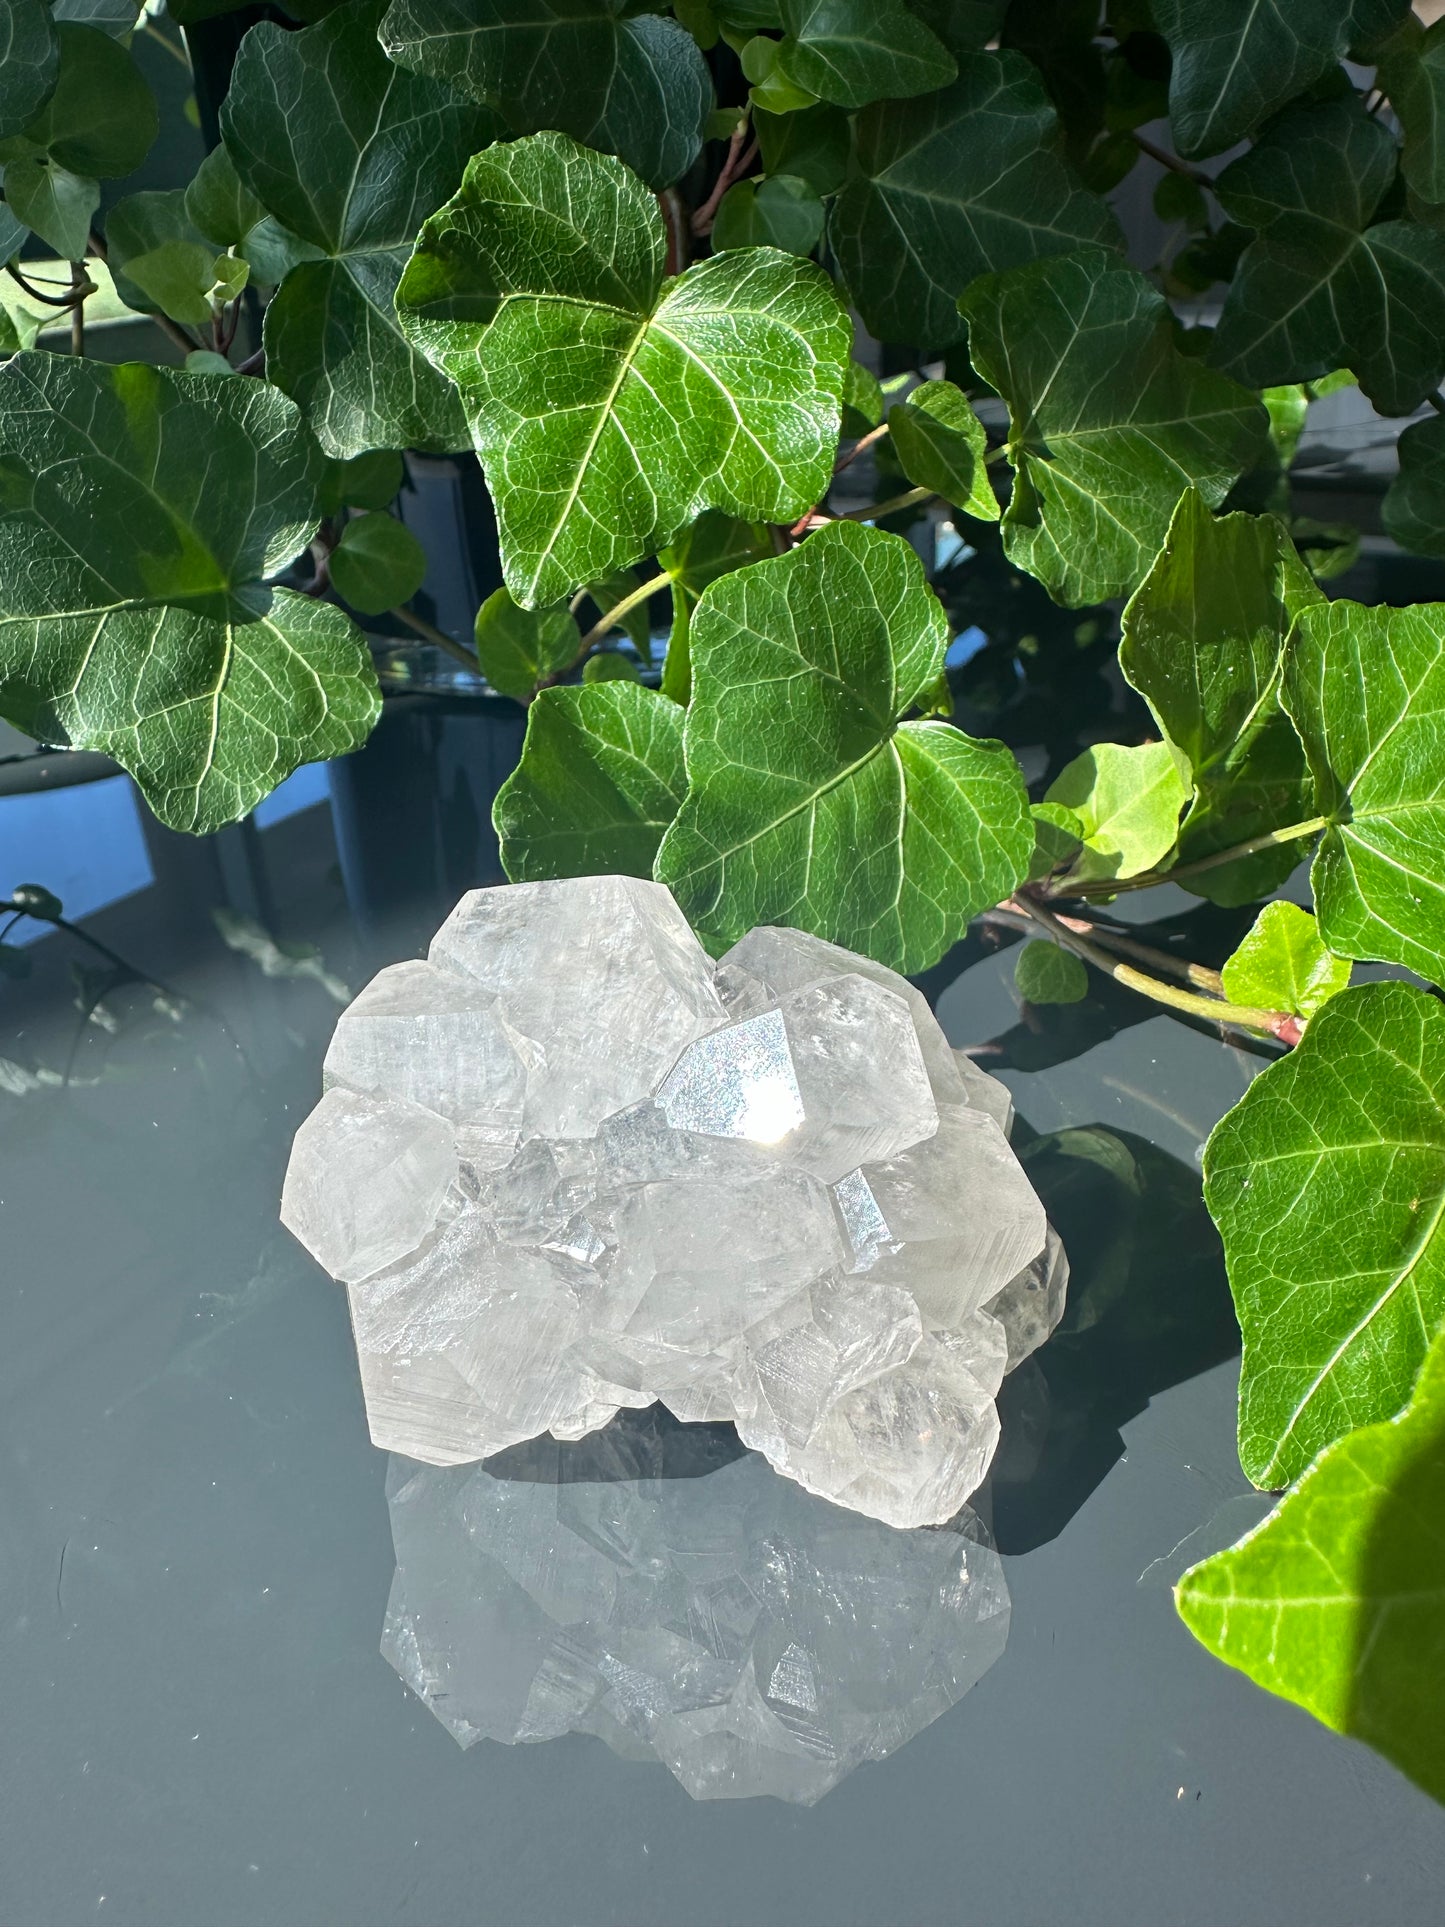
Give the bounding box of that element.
[281,876,1065,1528]
[381,1414,1011,1805]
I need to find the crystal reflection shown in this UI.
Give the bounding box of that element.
[381,1408,1010,1805]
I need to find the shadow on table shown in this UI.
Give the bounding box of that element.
[991,1121,1240,1556]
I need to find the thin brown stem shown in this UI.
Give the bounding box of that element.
[658,186,690,275]
[1132,130,1215,187]
[1006,900,1224,992]
[1013,894,1293,1039]
[390,603,482,673]
[69,261,86,355]
[832,420,891,478]
[691,116,757,237]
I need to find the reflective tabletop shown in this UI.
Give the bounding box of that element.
[2,764,1443,1927]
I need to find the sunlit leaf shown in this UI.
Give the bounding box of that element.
[1042,740,1189,884]
[1284,598,1445,981]
[496,680,687,879]
[887,380,998,523]
[0,355,378,832]
[1220,901,1350,1022]
[655,519,1032,971]
[1120,488,1320,905]
[1203,981,1445,1486]
[962,249,1267,606]
[1178,1319,1445,1810]
[396,131,850,607]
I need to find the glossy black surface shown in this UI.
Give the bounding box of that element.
[2,747,1443,1927]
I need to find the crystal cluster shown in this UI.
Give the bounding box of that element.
[381,1412,1010,1804]
[282,876,1065,1528]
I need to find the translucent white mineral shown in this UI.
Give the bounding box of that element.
[281,877,1065,1528]
[379,1412,1010,1804]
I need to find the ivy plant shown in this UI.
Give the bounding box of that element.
[1,0,1444,1808]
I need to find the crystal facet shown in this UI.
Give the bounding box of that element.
[380,1415,1011,1804]
[283,876,1063,1527]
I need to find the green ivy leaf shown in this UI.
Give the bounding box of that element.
[1177,1319,1445,1810]
[773,0,956,110]
[0,22,156,177]
[908,0,1005,52]
[1042,740,1189,885]
[655,519,1032,971]
[1027,799,1085,881]
[1380,15,1445,205]
[1383,415,1445,560]
[581,649,641,682]
[496,680,687,879]
[379,0,712,190]
[742,34,819,113]
[0,354,379,832]
[472,586,578,700]
[1120,489,1320,905]
[711,174,825,256]
[329,513,428,616]
[830,51,1120,351]
[1153,0,1412,160]
[1015,938,1089,1004]
[396,131,850,608]
[657,509,772,704]
[753,101,849,196]
[184,145,321,291]
[221,0,495,457]
[887,379,998,523]
[0,0,58,142]
[1283,599,1445,980]
[319,449,405,516]
[1,155,96,259]
[1219,901,1351,1022]
[961,249,1268,606]
[106,193,236,324]
[1204,980,1445,1486]
[1209,97,1445,415]
[841,357,883,435]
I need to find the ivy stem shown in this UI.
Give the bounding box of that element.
[1068,815,1328,898]
[1429,389,1445,418]
[1132,130,1215,187]
[832,421,891,478]
[991,903,1224,992]
[1010,893,1294,1038]
[389,604,482,674]
[691,114,757,238]
[834,486,934,523]
[69,261,86,356]
[573,572,668,656]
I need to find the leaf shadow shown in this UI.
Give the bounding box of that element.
[991,1120,1240,1555]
